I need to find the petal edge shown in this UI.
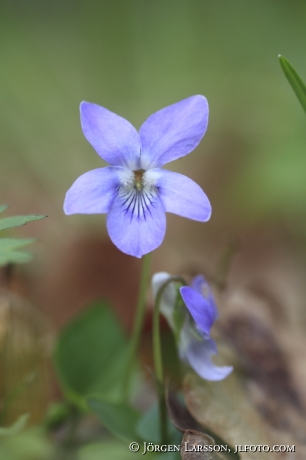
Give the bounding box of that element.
[139,95,209,168]
[80,101,141,168]
[64,167,124,215]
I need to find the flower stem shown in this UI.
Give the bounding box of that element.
[214,239,239,290]
[153,276,186,445]
[122,252,152,400]
[153,286,168,445]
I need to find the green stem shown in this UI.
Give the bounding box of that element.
[214,239,239,290]
[153,276,186,445]
[153,287,167,445]
[122,252,152,400]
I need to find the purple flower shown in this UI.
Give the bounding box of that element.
[64,96,211,258]
[152,272,233,381]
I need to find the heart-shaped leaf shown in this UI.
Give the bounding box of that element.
[87,398,141,442]
[54,302,129,406]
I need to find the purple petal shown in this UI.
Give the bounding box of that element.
[180,286,216,335]
[107,192,166,258]
[64,167,124,215]
[153,169,211,222]
[191,275,218,321]
[183,337,233,381]
[139,95,208,168]
[80,102,141,168]
[191,275,205,293]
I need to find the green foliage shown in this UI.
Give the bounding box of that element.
[86,399,181,459]
[0,239,36,265]
[78,442,140,460]
[0,205,46,266]
[0,414,28,437]
[44,402,74,430]
[0,427,53,460]
[279,55,306,114]
[87,398,141,443]
[0,213,46,232]
[136,404,181,445]
[172,294,186,345]
[54,302,129,406]
[0,204,9,214]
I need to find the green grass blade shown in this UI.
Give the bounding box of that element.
[279,55,306,113]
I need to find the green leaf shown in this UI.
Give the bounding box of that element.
[0,238,36,251]
[78,441,144,460]
[0,250,33,266]
[54,302,128,406]
[0,209,46,266]
[0,426,53,459]
[87,398,141,442]
[0,414,29,437]
[0,238,36,266]
[0,214,46,231]
[173,295,186,344]
[45,402,74,429]
[279,55,306,113]
[0,205,8,214]
[136,404,181,445]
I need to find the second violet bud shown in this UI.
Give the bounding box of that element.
[152,272,233,382]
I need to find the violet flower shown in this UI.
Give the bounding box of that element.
[64,96,211,258]
[152,272,233,381]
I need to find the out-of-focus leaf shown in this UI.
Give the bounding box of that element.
[136,403,181,445]
[87,397,141,442]
[0,204,8,213]
[45,402,73,429]
[78,441,145,460]
[155,452,181,460]
[0,209,46,266]
[0,238,36,251]
[155,450,181,460]
[183,373,277,460]
[0,214,46,231]
[54,302,128,406]
[0,414,29,437]
[0,238,36,266]
[279,55,306,113]
[0,251,33,265]
[0,427,53,459]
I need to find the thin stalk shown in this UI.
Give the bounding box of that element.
[153,276,186,445]
[153,289,167,444]
[122,252,152,400]
[214,239,240,290]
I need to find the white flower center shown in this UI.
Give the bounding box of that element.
[116,169,159,220]
[133,169,145,191]
[118,168,158,194]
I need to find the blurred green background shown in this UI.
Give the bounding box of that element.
[1,0,306,320]
[1,0,305,214]
[1,2,306,457]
